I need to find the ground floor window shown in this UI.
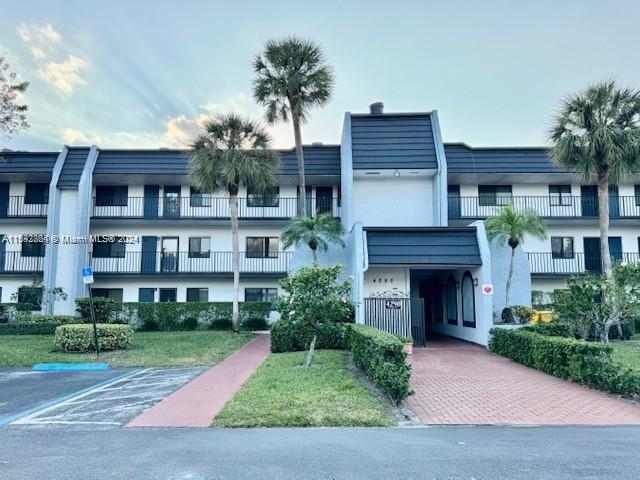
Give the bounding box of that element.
[159,288,177,302]
[245,288,277,309]
[187,287,208,302]
[17,286,43,311]
[138,288,155,302]
[91,288,123,303]
[461,271,476,328]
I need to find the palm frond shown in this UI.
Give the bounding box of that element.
[485,204,547,248]
[281,214,345,252]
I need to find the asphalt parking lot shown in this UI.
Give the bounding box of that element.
[0,366,205,427]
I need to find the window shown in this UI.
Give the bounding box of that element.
[91,288,123,303]
[337,185,341,208]
[159,288,177,302]
[187,288,208,302]
[138,288,155,302]
[635,185,640,207]
[246,237,279,258]
[190,187,211,207]
[247,187,279,207]
[549,185,572,206]
[478,185,512,206]
[551,237,574,259]
[95,186,128,207]
[445,276,458,325]
[21,239,45,257]
[461,271,476,328]
[92,239,126,258]
[188,237,210,258]
[18,286,43,311]
[245,288,278,309]
[24,183,49,204]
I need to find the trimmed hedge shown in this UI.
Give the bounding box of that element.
[270,320,347,352]
[0,315,81,335]
[346,324,412,404]
[76,297,120,324]
[489,328,640,397]
[0,303,33,323]
[54,324,134,352]
[522,322,572,338]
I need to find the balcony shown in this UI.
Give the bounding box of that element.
[527,252,640,276]
[448,196,640,219]
[92,197,341,220]
[0,252,44,273]
[90,251,292,275]
[0,197,48,218]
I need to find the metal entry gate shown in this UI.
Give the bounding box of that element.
[364,297,425,346]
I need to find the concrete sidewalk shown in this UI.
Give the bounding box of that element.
[127,334,270,428]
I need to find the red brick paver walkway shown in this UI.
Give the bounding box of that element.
[407,336,640,425]
[127,334,270,428]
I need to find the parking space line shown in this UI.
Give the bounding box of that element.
[1,369,143,426]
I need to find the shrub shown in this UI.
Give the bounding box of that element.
[346,324,412,403]
[0,303,33,323]
[270,319,347,352]
[511,305,536,324]
[76,297,120,324]
[0,323,58,335]
[54,324,134,352]
[489,328,639,397]
[523,322,572,338]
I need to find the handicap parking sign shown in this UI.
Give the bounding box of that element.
[82,267,94,284]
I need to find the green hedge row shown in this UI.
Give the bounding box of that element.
[270,320,412,403]
[346,324,412,404]
[0,303,34,323]
[0,315,81,335]
[54,324,134,352]
[489,328,640,397]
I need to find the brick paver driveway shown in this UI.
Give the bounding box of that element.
[407,336,640,425]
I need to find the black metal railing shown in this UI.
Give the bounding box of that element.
[448,196,640,219]
[527,252,640,275]
[0,251,45,272]
[92,197,341,219]
[90,251,292,274]
[0,196,48,218]
[364,297,425,345]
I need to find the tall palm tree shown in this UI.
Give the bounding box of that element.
[252,37,334,217]
[485,204,546,313]
[190,114,278,331]
[281,213,344,265]
[549,81,640,276]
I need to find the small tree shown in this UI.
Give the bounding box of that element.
[281,213,344,265]
[485,203,546,320]
[0,57,29,149]
[253,37,334,216]
[190,114,278,331]
[11,279,67,314]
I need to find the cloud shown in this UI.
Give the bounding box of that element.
[62,128,102,145]
[201,92,254,115]
[163,114,212,148]
[38,55,88,96]
[30,47,47,61]
[17,22,61,46]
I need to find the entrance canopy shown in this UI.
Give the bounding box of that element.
[365,227,482,268]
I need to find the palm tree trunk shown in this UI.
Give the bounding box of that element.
[292,111,307,217]
[597,170,612,277]
[505,246,516,307]
[230,193,240,332]
[311,247,318,265]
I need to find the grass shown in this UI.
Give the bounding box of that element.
[0,331,253,368]
[213,350,394,428]
[611,335,640,372]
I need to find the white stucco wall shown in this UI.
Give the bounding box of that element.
[489,238,532,320]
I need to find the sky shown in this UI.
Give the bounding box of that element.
[1,0,639,151]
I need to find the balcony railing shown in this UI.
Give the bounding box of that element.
[448,196,640,219]
[0,251,44,273]
[90,251,292,274]
[527,252,640,275]
[92,197,341,219]
[0,197,48,218]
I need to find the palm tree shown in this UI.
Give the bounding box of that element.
[252,37,334,217]
[190,114,278,331]
[485,204,546,315]
[281,213,344,265]
[549,81,640,277]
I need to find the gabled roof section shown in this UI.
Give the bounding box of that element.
[366,227,481,267]
[93,145,341,176]
[0,151,59,176]
[350,113,438,170]
[57,147,90,190]
[444,143,566,174]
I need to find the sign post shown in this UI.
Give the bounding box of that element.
[82,267,99,358]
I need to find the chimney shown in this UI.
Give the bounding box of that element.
[369,102,384,115]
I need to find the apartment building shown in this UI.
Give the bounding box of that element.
[2,102,638,345]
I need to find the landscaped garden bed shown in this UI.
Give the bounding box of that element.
[213,350,394,428]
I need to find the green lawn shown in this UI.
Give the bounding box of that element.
[0,331,253,368]
[611,335,640,372]
[213,350,394,428]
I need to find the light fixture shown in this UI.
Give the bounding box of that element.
[473,277,479,287]
[393,169,400,177]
